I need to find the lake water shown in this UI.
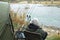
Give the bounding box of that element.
[10,4,60,28]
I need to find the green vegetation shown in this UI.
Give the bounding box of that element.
[46,35,60,40]
[0,0,9,2]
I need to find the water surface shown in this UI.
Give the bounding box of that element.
[10,4,60,28]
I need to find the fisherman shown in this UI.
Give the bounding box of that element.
[26,18,48,40]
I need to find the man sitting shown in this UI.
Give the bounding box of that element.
[26,18,48,40]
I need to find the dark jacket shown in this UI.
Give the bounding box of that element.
[28,23,39,30]
[26,23,48,40]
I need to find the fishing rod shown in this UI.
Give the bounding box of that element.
[26,4,36,21]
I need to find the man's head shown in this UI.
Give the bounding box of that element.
[30,18,39,26]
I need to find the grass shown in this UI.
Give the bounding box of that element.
[46,34,60,40]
